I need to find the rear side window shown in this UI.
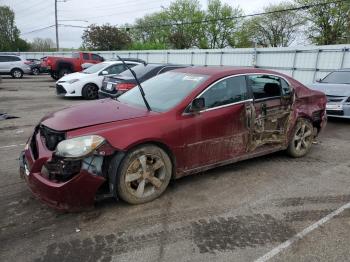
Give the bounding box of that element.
[200,76,248,109]
[92,54,102,61]
[248,75,281,99]
[0,56,7,62]
[82,53,90,60]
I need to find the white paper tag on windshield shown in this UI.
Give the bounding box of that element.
[183,75,203,82]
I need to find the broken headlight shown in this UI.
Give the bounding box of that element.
[55,135,105,158]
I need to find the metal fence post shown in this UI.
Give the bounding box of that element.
[313,49,321,82]
[340,47,348,69]
[220,51,224,66]
[191,51,194,66]
[291,50,297,77]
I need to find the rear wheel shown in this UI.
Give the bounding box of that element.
[11,69,23,79]
[82,83,98,99]
[50,72,59,80]
[116,145,172,204]
[58,68,72,78]
[287,118,314,158]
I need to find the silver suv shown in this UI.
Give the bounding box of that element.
[0,55,31,78]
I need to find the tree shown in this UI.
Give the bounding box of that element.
[243,2,305,47]
[30,37,55,51]
[205,0,243,48]
[166,0,206,49]
[296,0,350,45]
[82,24,131,50]
[0,5,30,51]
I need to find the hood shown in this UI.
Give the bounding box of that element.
[309,83,350,97]
[41,99,152,131]
[57,72,89,82]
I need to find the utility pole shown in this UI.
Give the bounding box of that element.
[55,0,59,51]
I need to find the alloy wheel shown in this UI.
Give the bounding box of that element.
[125,154,166,199]
[293,122,313,153]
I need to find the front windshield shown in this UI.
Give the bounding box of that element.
[118,72,208,112]
[82,62,108,74]
[321,71,350,84]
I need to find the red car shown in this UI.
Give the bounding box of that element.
[19,67,327,211]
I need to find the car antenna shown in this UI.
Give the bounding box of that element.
[117,55,151,111]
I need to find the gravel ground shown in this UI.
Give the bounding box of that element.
[0,75,350,262]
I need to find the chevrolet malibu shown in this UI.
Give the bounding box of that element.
[19,67,327,211]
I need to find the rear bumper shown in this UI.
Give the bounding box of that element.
[19,134,105,211]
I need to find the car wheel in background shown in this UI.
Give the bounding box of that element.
[82,83,99,99]
[32,67,40,75]
[58,68,72,78]
[11,69,23,79]
[287,118,314,158]
[116,144,172,204]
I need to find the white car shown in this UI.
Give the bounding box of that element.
[55,61,141,99]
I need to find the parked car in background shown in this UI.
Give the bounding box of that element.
[56,60,141,99]
[20,67,327,211]
[41,52,104,80]
[309,69,350,119]
[0,55,31,78]
[26,58,42,75]
[99,63,187,98]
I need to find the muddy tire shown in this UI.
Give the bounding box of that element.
[82,83,98,100]
[287,118,314,158]
[116,145,172,204]
[11,68,23,79]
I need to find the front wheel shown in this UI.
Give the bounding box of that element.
[287,119,314,158]
[32,67,40,75]
[116,145,172,204]
[82,83,98,99]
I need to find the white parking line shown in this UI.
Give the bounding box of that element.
[0,143,25,150]
[255,202,350,262]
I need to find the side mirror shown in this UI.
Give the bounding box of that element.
[316,78,322,83]
[101,70,108,75]
[190,98,205,113]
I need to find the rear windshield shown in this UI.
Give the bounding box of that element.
[117,64,158,78]
[321,71,350,84]
[118,72,208,112]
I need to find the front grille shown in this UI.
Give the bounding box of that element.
[312,110,323,121]
[39,125,65,151]
[56,84,67,94]
[326,95,346,103]
[327,110,344,116]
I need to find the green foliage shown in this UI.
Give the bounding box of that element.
[244,2,306,47]
[129,41,167,50]
[206,0,243,48]
[0,5,30,51]
[295,0,350,45]
[82,24,132,50]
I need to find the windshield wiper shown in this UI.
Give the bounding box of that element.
[117,55,151,111]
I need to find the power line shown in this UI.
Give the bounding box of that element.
[21,25,55,35]
[120,0,345,30]
[20,0,344,36]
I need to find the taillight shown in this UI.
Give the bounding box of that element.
[116,83,136,91]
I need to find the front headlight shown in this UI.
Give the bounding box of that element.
[67,79,79,84]
[56,135,105,158]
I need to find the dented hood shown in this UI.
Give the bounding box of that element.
[41,99,152,131]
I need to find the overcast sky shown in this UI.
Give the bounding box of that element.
[1,0,283,48]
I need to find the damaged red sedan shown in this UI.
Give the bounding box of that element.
[20,67,327,211]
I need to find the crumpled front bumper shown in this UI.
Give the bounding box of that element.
[19,133,105,212]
